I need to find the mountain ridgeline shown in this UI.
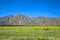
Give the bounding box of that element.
[0,15,60,25]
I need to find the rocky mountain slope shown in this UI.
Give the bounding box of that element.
[0,15,60,25]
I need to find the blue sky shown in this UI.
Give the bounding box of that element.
[0,0,60,17]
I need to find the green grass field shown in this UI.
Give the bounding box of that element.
[0,26,60,40]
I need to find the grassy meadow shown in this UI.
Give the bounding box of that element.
[0,26,60,40]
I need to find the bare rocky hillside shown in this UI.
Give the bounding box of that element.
[0,15,60,25]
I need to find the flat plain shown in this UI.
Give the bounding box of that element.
[0,26,60,40]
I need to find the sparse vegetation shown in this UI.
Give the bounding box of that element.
[0,26,60,40]
[0,15,60,25]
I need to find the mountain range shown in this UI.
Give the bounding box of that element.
[0,15,60,25]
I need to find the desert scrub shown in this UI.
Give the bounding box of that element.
[0,26,60,40]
